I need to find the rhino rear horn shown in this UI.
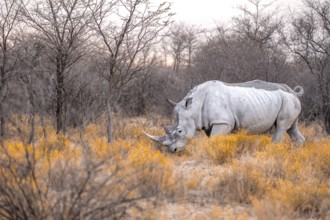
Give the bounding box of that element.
[143,131,170,146]
[163,126,173,134]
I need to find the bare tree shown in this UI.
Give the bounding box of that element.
[166,23,204,72]
[90,0,173,142]
[12,32,55,144]
[184,24,204,70]
[191,25,290,86]
[191,26,230,83]
[16,35,42,144]
[233,0,281,47]
[233,0,283,81]
[160,37,170,67]
[287,0,330,133]
[0,0,22,143]
[170,23,188,72]
[21,0,94,134]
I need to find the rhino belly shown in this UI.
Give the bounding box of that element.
[233,96,281,133]
[238,115,276,133]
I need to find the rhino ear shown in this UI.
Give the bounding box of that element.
[167,99,177,107]
[185,97,193,108]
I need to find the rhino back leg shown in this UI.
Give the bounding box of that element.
[210,123,233,136]
[272,129,286,143]
[287,120,305,144]
[272,115,297,143]
[272,118,295,143]
[272,93,301,143]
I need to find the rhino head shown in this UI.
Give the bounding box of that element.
[144,98,196,152]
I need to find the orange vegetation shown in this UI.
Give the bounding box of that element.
[0,116,329,219]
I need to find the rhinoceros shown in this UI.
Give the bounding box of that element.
[144,80,305,152]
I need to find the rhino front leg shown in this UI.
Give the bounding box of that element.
[210,123,233,136]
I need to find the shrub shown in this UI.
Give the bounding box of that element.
[198,132,271,164]
[268,180,329,216]
[0,130,179,219]
[216,161,267,203]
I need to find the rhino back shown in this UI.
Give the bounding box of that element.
[203,82,283,133]
[229,80,296,95]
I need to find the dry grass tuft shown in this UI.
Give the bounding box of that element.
[216,161,267,203]
[188,132,271,164]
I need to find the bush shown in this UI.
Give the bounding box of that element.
[0,126,181,219]
[216,162,267,203]
[194,132,271,164]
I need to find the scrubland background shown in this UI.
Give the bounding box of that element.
[0,0,330,219]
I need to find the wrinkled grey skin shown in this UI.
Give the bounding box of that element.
[144,80,305,152]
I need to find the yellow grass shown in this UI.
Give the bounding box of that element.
[0,116,329,219]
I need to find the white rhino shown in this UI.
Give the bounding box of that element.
[144,80,305,152]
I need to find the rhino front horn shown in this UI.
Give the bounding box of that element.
[143,131,169,146]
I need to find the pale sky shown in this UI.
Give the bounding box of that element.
[156,0,302,27]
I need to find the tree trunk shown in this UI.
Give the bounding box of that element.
[0,75,5,143]
[28,87,35,144]
[107,100,112,143]
[320,81,330,134]
[188,45,192,70]
[324,106,330,134]
[41,115,47,139]
[56,90,63,134]
[0,105,4,144]
[28,113,35,144]
[56,68,64,134]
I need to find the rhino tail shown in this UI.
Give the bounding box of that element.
[293,86,304,97]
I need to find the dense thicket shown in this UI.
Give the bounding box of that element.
[1,0,330,142]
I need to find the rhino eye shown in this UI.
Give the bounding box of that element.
[178,129,183,134]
